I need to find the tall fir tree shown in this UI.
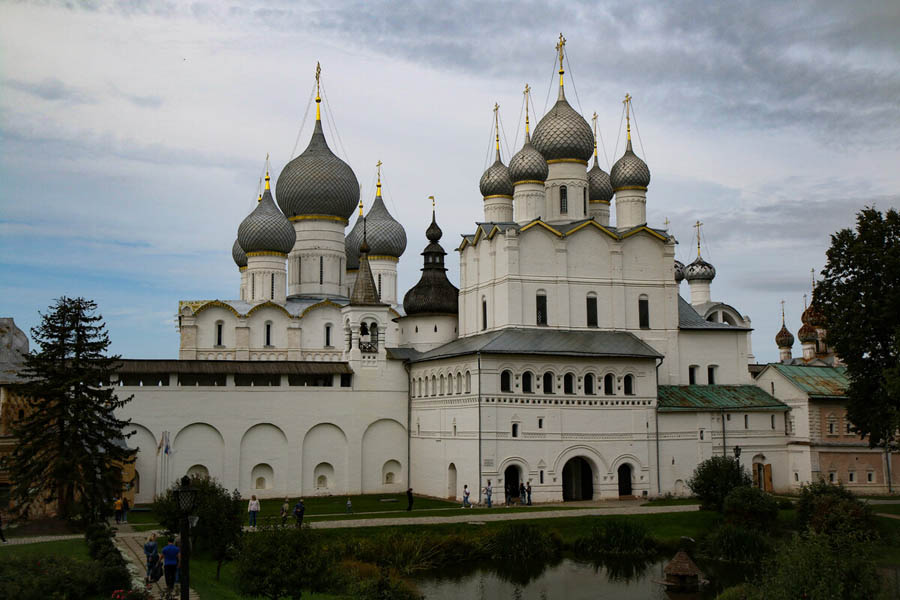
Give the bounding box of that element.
[5,297,135,522]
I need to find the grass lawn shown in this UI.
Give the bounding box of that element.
[874,516,900,567]
[872,503,900,515]
[641,497,700,507]
[305,503,587,522]
[257,493,457,517]
[0,538,92,561]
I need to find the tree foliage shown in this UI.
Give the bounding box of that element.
[687,456,751,511]
[152,474,244,579]
[4,297,134,523]
[816,207,900,448]
[723,485,778,531]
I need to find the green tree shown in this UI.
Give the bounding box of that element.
[152,475,244,579]
[815,207,900,448]
[4,297,134,523]
[687,456,751,511]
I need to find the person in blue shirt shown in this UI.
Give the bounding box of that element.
[161,536,180,594]
[293,499,305,528]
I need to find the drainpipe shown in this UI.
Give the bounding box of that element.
[722,409,727,457]
[405,361,412,491]
[654,357,663,496]
[477,351,483,504]
[887,447,894,495]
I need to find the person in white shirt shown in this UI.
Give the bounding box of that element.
[248,495,260,528]
[462,484,471,508]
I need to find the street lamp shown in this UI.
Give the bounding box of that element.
[173,475,197,600]
[733,446,742,469]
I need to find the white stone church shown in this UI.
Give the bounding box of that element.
[115,46,799,505]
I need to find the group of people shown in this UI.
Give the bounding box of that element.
[113,495,130,524]
[248,495,309,528]
[142,532,182,595]
[480,480,532,508]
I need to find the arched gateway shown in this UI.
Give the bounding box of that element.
[562,457,593,501]
[617,463,633,496]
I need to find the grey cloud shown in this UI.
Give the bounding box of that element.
[5,77,96,104]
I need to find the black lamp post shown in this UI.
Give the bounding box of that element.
[173,475,197,600]
[733,445,742,469]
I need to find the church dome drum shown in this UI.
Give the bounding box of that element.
[587,158,614,202]
[509,139,549,184]
[237,186,296,255]
[610,140,651,191]
[479,159,514,198]
[684,256,716,281]
[531,96,594,162]
[232,238,247,268]
[275,120,360,220]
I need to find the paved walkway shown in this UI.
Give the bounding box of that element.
[117,534,200,600]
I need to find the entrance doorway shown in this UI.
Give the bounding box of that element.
[447,463,457,500]
[562,457,593,501]
[504,465,521,503]
[617,463,633,496]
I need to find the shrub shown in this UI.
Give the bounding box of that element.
[0,556,102,600]
[483,523,562,563]
[341,563,423,600]
[572,518,657,556]
[795,481,875,538]
[348,530,482,575]
[715,583,755,600]
[776,497,793,510]
[723,486,778,530]
[688,456,751,511]
[702,524,772,564]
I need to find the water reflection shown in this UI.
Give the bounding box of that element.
[416,557,721,600]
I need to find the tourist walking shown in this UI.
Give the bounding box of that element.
[505,482,513,506]
[293,498,305,528]
[143,533,158,583]
[519,482,527,506]
[526,481,532,505]
[346,497,353,513]
[161,536,180,595]
[280,498,290,526]
[406,488,414,511]
[122,495,130,523]
[248,495,260,528]
[462,484,471,508]
[484,480,492,508]
[114,497,123,524]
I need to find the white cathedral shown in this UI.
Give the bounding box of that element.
[117,43,797,505]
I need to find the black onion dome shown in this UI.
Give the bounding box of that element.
[509,133,549,184]
[674,259,685,283]
[232,238,247,268]
[275,120,359,220]
[684,256,716,281]
[479,156,514,198]
[345,214,364,270]
[237,187,296,255]
[798,323,818,343]
[610,139,651,191]
[776,324,795,349]
[365,195,407,257]
[531,89,594,162]
[587,156,614,202]
[403,212,459,316]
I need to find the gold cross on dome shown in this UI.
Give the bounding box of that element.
[781,299,786,323]
[428,195,435,209]
[376,160,382,179]
[663,217,670,230]
[556,33,566,69]
[694,220,703,257]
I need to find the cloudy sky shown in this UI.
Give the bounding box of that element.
[1,0,898,363]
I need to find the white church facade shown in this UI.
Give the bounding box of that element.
[109,43,824,506]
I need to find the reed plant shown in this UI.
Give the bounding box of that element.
[572,518,657,556]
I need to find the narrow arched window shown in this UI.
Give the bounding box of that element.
[604,373,615,395]
[624,374,634,396]
[584,374,595,395]
[586,294,598,327]
[319,256,324,285]
[500,370,512,392]
[522,371,533,393]
[265,321,272,347]
[440,374,445,395]
[298,256,302,282]
[564,373,575,394]
[543,372,554,394]
[457,372,462,393]
[215,321,224,347]
[432,375,437,396]
[378,273,382,297]
[583,187,587,214]
[271,273,275,299]
[465,371,472,393]
[560,185,568,214]
[251,274,255,298]
[325,324,332,347]
[512,423,519,438]
[482,298,488,330]
[536,291,548,325]
[370,322,379,347]
[638,294,650,329]
[707,365,717,385]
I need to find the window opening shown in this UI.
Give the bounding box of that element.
[689,366,698,385]
[536,293,547,325]
[511,423,519,438]
[744,414,749,429]
[584,374,595,395]
[564,373,575,394]
[265,322,272,347]
[624,374,634,396]
[708,366,716,385]
[522,372,533,393]
[500,370,512,392]
[604,374,615,395]
[560,185,568,214]
[482,299,487,330]
[378,273,382,296]
[216,322,223,346]
[543,372,554,394]
[538,417,543,429]
[271,273,275,299]
[586,295,598,327]
[325,325,332,347]
[638,295,649,329]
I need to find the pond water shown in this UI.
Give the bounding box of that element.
[415,556,731,600]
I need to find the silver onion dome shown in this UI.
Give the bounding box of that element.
[237,186,296,255]
[232,238,247,268]
[674,259,685,283]
[275,120,360,220]
[345,213,364,270]
[365,195,407,258]
[479,156,514,198]
[587,157,614,202]
[610,139,651,191]
[531,88,594,162]
[684,256,716,281]
[509,132,549,184]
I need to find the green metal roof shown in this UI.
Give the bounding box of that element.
[657,385,788,412]
[771,364,848,398]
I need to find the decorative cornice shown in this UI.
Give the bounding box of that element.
[547,158,588,165]
[614,185,648,192]
[246,251,288,258]
[288,215,349,224]
[513,179,545,186]
[520,220,563,237]
[620,226,668,242]
[483,194,514,200]
[565,220,618,240]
